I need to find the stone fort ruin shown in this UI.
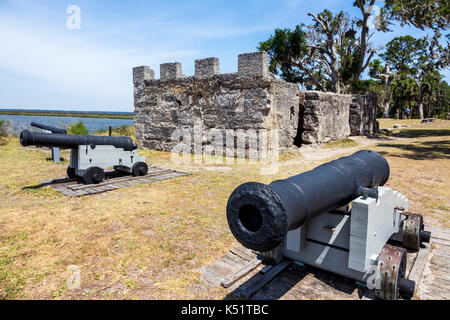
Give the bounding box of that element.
[133,51,377,156]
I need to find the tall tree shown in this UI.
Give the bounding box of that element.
[259,0,449,96]
[258,26,316,87]
[379,35,449,119]
[306,10,353,93]
[259,10,361,93]
[417,32,450,118]
[380,36,429,73]
[391,75,418,119]
[384,0,450,31]
[420,71,444,118]
[352,0,390,81]
[430,80,450,118]
[379,36,426,118]
[369,59,395,118]
[259,1,390,92]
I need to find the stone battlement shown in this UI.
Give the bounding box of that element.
[133,51,270,85]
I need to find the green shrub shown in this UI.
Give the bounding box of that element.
[0,137,9,146]
[324,138,358,149]
[0,120,13,145]
[113,125,134,137]
[0,120,10,136]
[67,121,88,135]
[95,125,134,138]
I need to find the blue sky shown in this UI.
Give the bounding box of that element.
[0,0,447,111]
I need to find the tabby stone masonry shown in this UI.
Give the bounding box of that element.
[300,91,352,144]
[133,51,378,155]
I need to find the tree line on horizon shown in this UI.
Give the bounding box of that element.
[258,0,450,119]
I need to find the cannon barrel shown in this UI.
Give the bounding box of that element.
[20,130,136,151]
[226,150,390,252]
[31,122,67,134]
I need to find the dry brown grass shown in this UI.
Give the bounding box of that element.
[323,138,358,149]
[372,119,450,228]
[0,119,448,300]
[378,118,449,130]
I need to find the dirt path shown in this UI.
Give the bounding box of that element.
[297,135,400,161]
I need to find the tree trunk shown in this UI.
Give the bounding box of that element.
[331,64,340,94]
[353,0,375,82]
[383,101,390,118]
[330,37,340,93]
[418,102,424,120]
[383,78,391,118]
[417,85,424,120]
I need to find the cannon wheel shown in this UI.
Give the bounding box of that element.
[132,162,148,177]
[67,167,77,179]
[403,213,424,250]
[82,166,104,184]
[375,244,414,300]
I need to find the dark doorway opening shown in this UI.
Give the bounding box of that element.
[293,102,304,147]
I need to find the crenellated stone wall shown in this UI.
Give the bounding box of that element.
[133,51,379,154]
[133,52,300,155]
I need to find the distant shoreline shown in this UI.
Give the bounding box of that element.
[0,110,133,120]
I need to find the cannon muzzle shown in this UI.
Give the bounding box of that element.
[31,122,67,134]
[226,150,390,252]
[20,130,136,151]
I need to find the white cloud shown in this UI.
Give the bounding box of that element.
[0,13,198,110]
[0,3,271,110]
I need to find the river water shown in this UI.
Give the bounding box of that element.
[0,114,134,135]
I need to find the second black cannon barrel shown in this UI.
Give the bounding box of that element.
[20,130,136,151]
[30,122,67,134]
[226,150,390,252]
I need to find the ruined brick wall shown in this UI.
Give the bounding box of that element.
[133,51,379,154]
[133,52,299,155]
[301,91,352,144]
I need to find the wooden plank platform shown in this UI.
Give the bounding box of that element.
[202,226,449,300]
[415,225,450,300]
[39,165,191,197]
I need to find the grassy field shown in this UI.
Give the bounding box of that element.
[0,119,448,300]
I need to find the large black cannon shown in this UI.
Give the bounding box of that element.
[20,130,136,151]
[226,150,430,300]
[227,150,390,252]
[20,129,147,184]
